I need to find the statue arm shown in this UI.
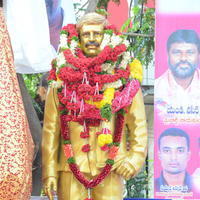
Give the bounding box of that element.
[115,88,148,179]
[42,85,61,181]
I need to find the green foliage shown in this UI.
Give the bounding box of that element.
[64,140,71,144]
[96,8,109,16]
[106,159,114,165]
[126,167,148,198]
[23,73,42,98]
[73,3,81,10]
[125,158,154,198]
[101,104,112,120]
[122,1,155,68]
[67,157,75,164]
[121,18,131,32]
[97,0,120,9]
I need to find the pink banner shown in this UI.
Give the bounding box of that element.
[154,11,200,200]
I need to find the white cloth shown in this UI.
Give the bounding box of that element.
[61,0,76,26]
[3,0,76,74]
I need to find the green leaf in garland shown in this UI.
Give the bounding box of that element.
[116,55,123,66]
[96,71,108,75]
[101,104,112,121]
[60,109,68,115]
[57,88,62,93]
[52,59,57,68]
[117,109,126,116]
[71,36,79,41]
[106,159,114,165]
[60,30,68,35]
[105,60,114,64]
[113,142,120,147]
[121,77,127,85]
[64,140,71,144]
[59,64,65,68]
[67,157,75,164]
[108,143,113,147]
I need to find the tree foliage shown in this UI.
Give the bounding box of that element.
[122,0,155,68]
[23,73,42,98]
[97,0,120,9]
[125,159,154,198]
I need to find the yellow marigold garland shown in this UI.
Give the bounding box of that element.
[129,58,143,83]
[86,88,115,109]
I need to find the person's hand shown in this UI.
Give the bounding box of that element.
[115,160,136,180]
[43,177,57,200]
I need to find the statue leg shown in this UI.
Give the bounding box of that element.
[57,171,123,200]
[92,172,124,200]
[57,171,88,200]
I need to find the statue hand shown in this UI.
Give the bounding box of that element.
[43,177,57,200]
[115,160,136,180]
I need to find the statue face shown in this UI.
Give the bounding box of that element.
[80,24,104,57]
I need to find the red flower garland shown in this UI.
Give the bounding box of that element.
[60,113,125,189]
[63,44,126,71]
[82,144,90,152]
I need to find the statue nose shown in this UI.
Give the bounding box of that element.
[89,33,95,41]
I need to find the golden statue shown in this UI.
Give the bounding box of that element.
[42,12,147,200]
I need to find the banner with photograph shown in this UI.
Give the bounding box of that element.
[154,0,200,199]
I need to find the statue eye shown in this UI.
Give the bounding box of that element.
[82,32,90,37]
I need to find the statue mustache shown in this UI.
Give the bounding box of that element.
[85,41,100,47]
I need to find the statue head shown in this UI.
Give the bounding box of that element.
[77,12,109,57]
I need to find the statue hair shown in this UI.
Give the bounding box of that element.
[77,12,109,32]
